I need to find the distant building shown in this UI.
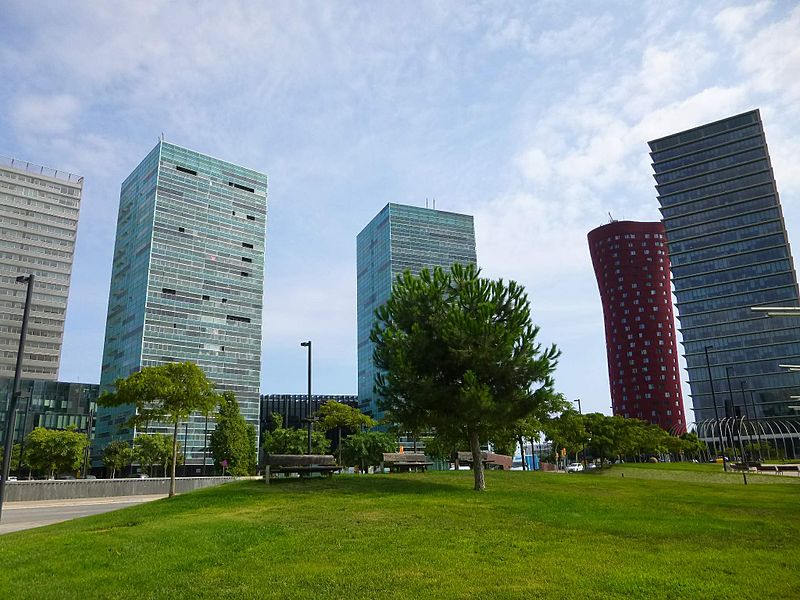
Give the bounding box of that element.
[650,109,800,421]
[588,221,686,433]
[0,377,98,449]
[356,203,477,419]
[260,394,359,432]
[95,141,267,466]
[0,157,83,380]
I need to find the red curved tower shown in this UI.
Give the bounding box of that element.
[588,221,686,434]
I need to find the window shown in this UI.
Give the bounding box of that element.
[246,215,256,221]
[241,271,250,277]
[176,165,197,176]
[242,257,252,263]
[242,242,253,249]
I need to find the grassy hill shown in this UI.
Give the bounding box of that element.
[1,466,798,599]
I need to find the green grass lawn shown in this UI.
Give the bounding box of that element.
[1,466,798,599]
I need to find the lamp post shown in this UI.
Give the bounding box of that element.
[0,274,34,522]
[300,341,312,455]
[703,345,727,472]
[573,398,585,467]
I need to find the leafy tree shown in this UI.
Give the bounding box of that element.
[23,427,88,479]
[316,401,376,464]
[210,392,257,476]
[341,431,396,472]
[99,361,219,497]
[542,410,589,463]
[0,443,21,475]
[103,440,134,478]
[262,413,330,455]
[372,264,560,491]
[135,434,179,477]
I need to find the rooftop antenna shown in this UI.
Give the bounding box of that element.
[608,212,616,223]
[160,132,165,141]
[433,198,436,210]
[426,198,428,209]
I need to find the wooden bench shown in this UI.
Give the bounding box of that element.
[456,451,513,471]
[263,454,340,483]
[381,453,433,473]
[756,464,800,475]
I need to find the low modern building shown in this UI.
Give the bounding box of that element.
[0,156,84,380]
[588,220,686,433]
[260,394,359,432]
[0,377,98,451]
[356,203,477,420]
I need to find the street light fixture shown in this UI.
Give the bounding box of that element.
[573,399,586,468]
[300,341,312,455]
[0,274,35,522]
[703,345,728,472]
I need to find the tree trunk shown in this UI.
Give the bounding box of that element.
[518,436,527,471]
[469,430,485,491]
[170,421,179,497]
[338,427,342,466]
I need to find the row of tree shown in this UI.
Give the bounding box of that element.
[542,410,706,464]
[1,427,88,479]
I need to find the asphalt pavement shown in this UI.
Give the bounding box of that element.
[0,495,166,535]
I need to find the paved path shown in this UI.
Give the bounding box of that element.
[0,495,166,535]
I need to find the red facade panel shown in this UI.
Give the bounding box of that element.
[588,221,686,434]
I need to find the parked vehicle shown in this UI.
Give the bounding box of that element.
[566,462,584,473]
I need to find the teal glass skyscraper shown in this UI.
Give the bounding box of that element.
[95,141,267,468]
[357,203,477,419]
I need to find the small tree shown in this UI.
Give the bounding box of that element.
[103,440,134,478]
[0,443,21,475]
[316,401,376,464]
[210,392,257,476]
[99,362,219,497]
[262,413,330,455]
[24,427,88,479]
[135,434,178,477]
[341,431,396,472]
[372,264,560,491]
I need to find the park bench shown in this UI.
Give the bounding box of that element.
[756,464,800,475]
[456,451,513,471]
[381,453,433,473]
[263,454,340,483]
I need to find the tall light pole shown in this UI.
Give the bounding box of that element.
[0,274,35,522]
[300,341,312,455]
[703,345,727,472]
[573,398,585,467]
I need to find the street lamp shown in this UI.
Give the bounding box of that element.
[573,399,585,467]
[703,345,728,472]
[0,274,35,522]
[300,341,312,455]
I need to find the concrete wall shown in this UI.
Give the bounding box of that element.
[5,477,235,502]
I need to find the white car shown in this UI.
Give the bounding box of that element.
[566,462,584,473]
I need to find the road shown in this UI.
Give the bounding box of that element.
[0,495,166,535]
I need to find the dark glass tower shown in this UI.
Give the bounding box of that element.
[588,221,686,433]
[356,203,477,420]
[649,109,800,422]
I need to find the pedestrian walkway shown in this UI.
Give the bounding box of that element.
[0,494,166,535]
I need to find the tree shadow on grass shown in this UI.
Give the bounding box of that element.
[256,472,471,497]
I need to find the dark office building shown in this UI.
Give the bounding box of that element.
[650,109,800,422]
[260,394,359,432]
[0,378,98,447]
[588,221,686,433]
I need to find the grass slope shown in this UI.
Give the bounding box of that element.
[1,466,798,599]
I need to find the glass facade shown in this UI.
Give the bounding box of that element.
[95,141,267,465]
[0,377,98,447]
[356,203,477,419]
[0,157,83,380]
[588,221,686,434]
[650,110,800,421]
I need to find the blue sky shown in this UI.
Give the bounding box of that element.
[2,1,799,419]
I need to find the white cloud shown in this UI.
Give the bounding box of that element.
[713,1,772,40]
[11,93,81,135]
